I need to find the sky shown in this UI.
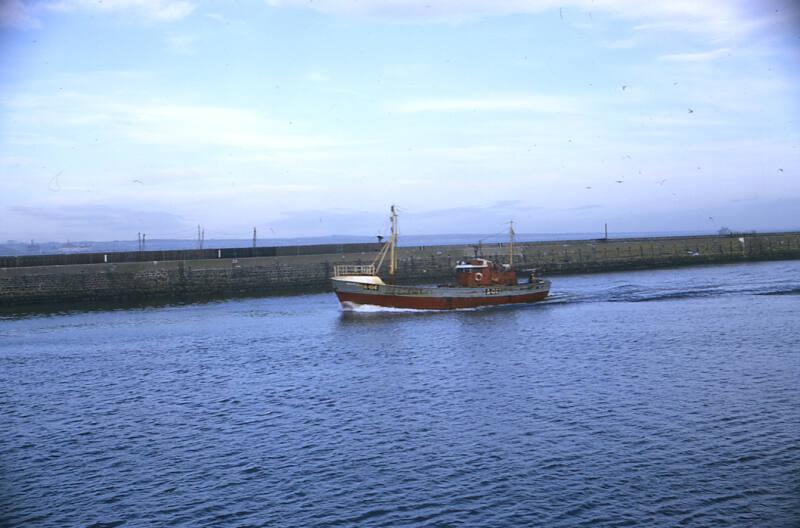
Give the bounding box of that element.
[1,0,799,241]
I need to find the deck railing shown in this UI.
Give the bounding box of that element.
[333,264,376,277]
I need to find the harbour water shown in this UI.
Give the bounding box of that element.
[1,260,799,527]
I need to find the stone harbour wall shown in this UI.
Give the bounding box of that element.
[1,232,799,308]
[392,232,800,280]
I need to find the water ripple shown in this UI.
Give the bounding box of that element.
[1,260,799,527]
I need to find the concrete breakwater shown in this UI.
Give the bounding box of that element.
[1,232,799,308]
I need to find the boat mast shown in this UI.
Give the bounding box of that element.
[509,220,514,267]
[389,205,398,278]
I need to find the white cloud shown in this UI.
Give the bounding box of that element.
[1,0,195,27]
[265,0,764,40]
[626,113,726,129]
[0,156,35,167]
[389,95,578,113]
[3,0,776,38]
[46,0,195,20]
[304,70,330,83]
[5,92,353,151]
[382,63,431,77]
[602,38,638,49]
[154,166,216,180]
[165,34,195,54]
[659,48,732,63]
[115,103,347,150]
[1,0,194,29]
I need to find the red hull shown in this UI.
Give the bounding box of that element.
[335,290,549,310]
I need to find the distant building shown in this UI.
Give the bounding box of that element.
[58,241,92,254]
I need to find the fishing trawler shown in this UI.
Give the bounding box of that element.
[331,206,550,310]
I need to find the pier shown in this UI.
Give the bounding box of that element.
[1,232,799,308]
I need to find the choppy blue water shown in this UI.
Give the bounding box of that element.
[1,261,799,527]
